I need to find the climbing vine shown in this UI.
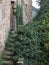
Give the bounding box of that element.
[0,58,2,65]
[15,4,23,30]
[13,14,49,65]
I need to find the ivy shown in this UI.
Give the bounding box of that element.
[13,14,49,65]
[0,58,2,65]
[15,4,23,30]
[13,0,49,64]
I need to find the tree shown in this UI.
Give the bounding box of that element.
[35,0,49,20]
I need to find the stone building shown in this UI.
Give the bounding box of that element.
[17,0,32,24]
[0,0,11,54]
[23,0,32,24]
[0,0,32,54]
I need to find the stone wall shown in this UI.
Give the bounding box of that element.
[0,1,2,54]
[0,0,10,54]
[16,0,32,25]
[0,0,32,55]
[23,0,32,24]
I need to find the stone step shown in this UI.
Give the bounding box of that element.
[5,41,15,47]
[9,38,15,40]
[8,38,16,42]
[2,60,14,65]
[8,39,15,43]
[2,56,13,60]
[5,47,15,52]
[9,30,16,34]
[5,47,13,51]
[2,31,16,65]
[8,39,16,43]
[3,51,14,56]
[9,37,15,40]
[5,43,15,47]
[9,34,17,38]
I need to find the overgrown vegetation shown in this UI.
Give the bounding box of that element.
[13,15,49,65]
[15,4,23,30]
[2,0,49,65]
[0,58,2,65]
[13,0,49,65]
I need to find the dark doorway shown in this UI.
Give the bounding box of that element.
[10,1,15,30]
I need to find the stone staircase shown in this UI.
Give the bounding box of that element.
[2,31,17,65]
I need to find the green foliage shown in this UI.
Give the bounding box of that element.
[0,58,2,65]
[12,0,49,64]
[13,14,49,65]
[13,0,49,63]
[35,0,49,20]
[15,4,23,25]
[5,0,49,65]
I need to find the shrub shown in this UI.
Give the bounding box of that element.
[13,14,49,65]
[0,58,2,65]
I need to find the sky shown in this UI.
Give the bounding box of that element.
[32,0,40,9]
